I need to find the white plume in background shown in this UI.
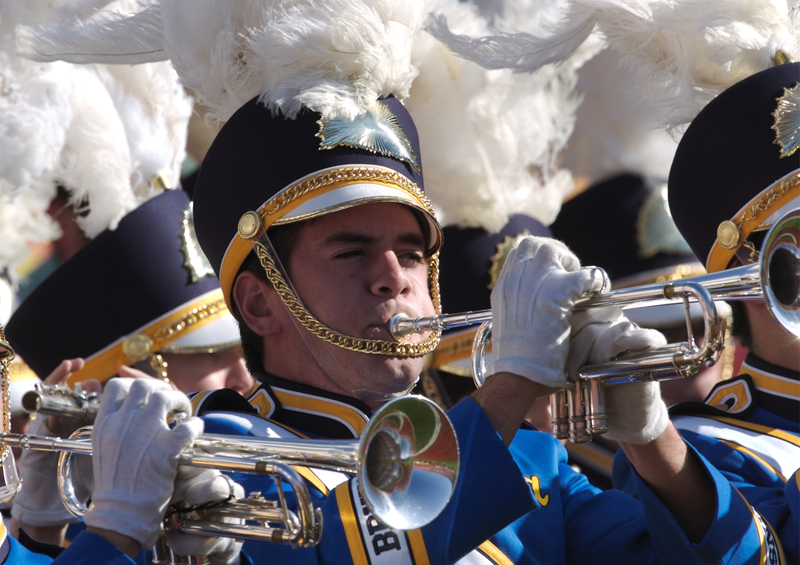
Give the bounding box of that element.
[15,0,427,123]
[99,63,192,201]
[15,0,166,64]
[428,0,800,129]
[409,0,600,230]
[0,0,192,284]
[563,47,679,185]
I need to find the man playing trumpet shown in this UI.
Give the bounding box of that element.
[7,0,773,563]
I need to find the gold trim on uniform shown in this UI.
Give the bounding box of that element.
[745,363,800,402]
[477,540,515,565]
[271,387,370,437]
[706,379,754,414]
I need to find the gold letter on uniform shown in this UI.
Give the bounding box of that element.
[524,475,550,506]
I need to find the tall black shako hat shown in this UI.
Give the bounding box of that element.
[193,95,440,310]
[42,0,445,358]
[669,62,800,273]
[6,190,240,385]
[552,173,703,287]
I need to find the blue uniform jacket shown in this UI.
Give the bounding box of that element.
[190,376,770,564]
[614,353,799,564]
[33,372,771,564]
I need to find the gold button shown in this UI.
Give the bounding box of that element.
[717,220,741,250]
[238,211,262,239]
[123,334,153,362]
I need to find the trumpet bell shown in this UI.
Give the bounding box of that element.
[358,395,459,531]
[762,208,800,337]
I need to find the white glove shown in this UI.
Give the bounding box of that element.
[568,308,670,444]
[165,467,244,565]
[12,414,94,527]
[487,237,606,389]
[84,378,203,547]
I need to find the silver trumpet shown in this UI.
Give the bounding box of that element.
[22,382,100,420]
[390,208,800,443]
[1,394,459,549]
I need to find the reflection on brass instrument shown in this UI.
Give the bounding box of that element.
[0,394,460,549]
[391,208,800,443]
[22,382,100,420]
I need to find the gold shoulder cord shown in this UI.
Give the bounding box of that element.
[254,241,441,357]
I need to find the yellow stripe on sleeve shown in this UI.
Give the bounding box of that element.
[335,483,369,565]
[478,540,515,565]
[406,529,430,565]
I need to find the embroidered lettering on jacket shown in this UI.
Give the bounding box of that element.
[524,475,550,506]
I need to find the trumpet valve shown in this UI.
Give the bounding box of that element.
[566,385,592,443]
[583,379,608,436]
[550,389,570,440]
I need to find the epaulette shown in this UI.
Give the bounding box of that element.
[670,374,758,419]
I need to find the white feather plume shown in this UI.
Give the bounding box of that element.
[0,1,192,283]
[428,0,800,129]
[15,0,167,64]
[563,47,679,184]
[13,0,427,122]
[408,0,600,231]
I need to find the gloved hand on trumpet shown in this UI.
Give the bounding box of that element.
[487,236,669,444]
[82,377,243,563]
[11,359,99,540]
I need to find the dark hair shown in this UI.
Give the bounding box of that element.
[729,300,753,350]
[229,222,305,376]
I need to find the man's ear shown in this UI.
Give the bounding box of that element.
[232,272,282,337]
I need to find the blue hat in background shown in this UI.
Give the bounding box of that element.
[6,190,240,385]
[669,63,800,273]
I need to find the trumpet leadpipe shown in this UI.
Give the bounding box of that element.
[389,310,491,340]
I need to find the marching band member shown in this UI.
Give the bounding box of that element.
[5,190,252,550]
[653,51,800,565]
[14,0,774,563]
[430,0,800,561]
[0,2,251,550]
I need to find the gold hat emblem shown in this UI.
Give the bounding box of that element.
[180,205,215,283]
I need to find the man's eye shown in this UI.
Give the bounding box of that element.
[401,251,426,264]
[334,249,365,259]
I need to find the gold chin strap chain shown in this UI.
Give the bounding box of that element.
[149,353,170,384]
[253,240,441,357]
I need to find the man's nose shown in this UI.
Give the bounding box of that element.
[370,252,412,298]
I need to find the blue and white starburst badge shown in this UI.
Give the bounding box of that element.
[317,101,420,172]
[772,84,800,158]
